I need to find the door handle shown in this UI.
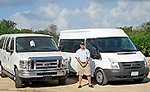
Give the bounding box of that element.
[4,56,6,59]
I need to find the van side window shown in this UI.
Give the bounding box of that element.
[10,38,14,50]
[0,37,5,49]
[60,39,84,53]
[5,37,11,50]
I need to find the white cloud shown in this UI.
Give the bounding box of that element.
[9,12,32,29]
[38,4,60,20]
[53,8,69,30]
[8,0,150,31]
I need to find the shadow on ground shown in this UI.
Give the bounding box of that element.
[91,77,150,86]
[25,75,78,88]
[108,77,150,86]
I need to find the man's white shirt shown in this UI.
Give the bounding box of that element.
[76,48,90,62]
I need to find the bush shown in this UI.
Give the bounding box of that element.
[129,34,150,57]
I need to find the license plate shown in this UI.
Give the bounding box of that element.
[131,71,139,76]
[44,76,52,80]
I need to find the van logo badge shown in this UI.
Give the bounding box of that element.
[131,64,136,67]
[43,62,51,66]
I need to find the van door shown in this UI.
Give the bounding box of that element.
[7,38,15,74]
[2,37,12,72]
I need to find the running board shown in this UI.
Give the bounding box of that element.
[2,69,15,80]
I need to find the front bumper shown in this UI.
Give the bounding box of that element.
[18,69,69,80]
[104,67,149,81]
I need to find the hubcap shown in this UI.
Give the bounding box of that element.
[96,71,103,83]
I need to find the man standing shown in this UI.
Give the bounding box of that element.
[75,42,94,88]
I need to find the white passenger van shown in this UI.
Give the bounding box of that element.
[0,34,69,88]
[59,28,149,85]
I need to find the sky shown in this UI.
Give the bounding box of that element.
[0,0,150,31]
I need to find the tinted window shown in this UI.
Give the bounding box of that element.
[60,39,84,53]
[10,38,14,50]
[0,37,5,49]
[5,37,11,50]
[16,36,59,52]
[86,37,137,52]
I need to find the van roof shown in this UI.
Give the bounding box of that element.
[0,33,51,38]
[60,28,128,39]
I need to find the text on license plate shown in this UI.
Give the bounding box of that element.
[131,71,139,76]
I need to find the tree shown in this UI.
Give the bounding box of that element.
[117,26,133,34]
[44,24,59,42]
[0,19,33,35]
[140,21,150,33]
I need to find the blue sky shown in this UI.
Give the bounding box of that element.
[0,0,150,31]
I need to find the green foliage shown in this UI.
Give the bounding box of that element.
[120,21,150,57]
[0,19,32,35]
[130,34,150,56]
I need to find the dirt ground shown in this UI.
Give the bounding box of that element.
[0,58,150,92]
[0,74,150,92]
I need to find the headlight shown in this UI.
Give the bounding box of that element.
[62,59,69,69]
[109,58,120,69]
[19,60,28,70]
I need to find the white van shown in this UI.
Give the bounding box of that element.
[0,34,69,88]
[59,28,149,85]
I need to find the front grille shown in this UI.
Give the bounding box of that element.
[120,61,144,69]
[35,60,58,70]
[29,59,62,70]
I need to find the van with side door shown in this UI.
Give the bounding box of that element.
[0,34,69,88]
[59,28,149,85]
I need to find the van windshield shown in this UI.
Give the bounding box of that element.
[16,36,59,52]
[86,37,137,52]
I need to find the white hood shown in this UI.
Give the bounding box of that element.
[17,52,67,60]
[102,51,145,62]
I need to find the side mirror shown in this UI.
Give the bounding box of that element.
[91,50,102,60]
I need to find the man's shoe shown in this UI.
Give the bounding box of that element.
[89,85,94,88]
[78,85,82,88]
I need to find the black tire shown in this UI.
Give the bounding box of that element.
[133,78,144,83]
[58,78,66,85]
[0,65,7,78]
[95,69,107,85]
[14,68,23,88]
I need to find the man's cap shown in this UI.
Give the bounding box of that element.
[80,42,85,45]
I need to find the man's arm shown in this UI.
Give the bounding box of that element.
[86,57,90,63]
[75,57,83,66]
[85,49,91,64]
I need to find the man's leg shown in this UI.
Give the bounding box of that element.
[79,75,82,85]
[87,75,94,88]
[87,75,92,85]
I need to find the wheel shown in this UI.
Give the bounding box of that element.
[133,78,144,83]
[14,68,23,88]
[58,78,66,85]
[0,65,7,78]
[95,69,107,85]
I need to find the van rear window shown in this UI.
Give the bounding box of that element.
[60,39,84,53]
[0,37,5,49]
